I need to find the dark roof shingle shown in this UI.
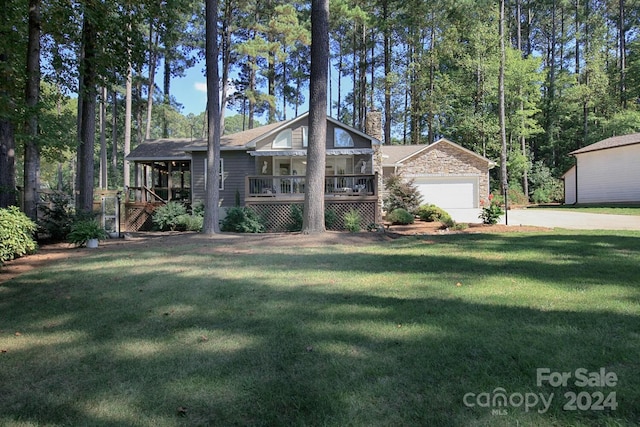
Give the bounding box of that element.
[571,133,640,155]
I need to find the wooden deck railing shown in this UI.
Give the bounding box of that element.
[246,174,377,200]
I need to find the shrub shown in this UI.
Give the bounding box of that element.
[324,209,338,229]
[417,204,452,224]
[67,219,108,247]
[343,209,362,232]
[479,195,504,225]
[383,174,423,214]
[386,208,414,225]
[175,214,204,232]
[152,201,188,231]
[287,205,341,231]
[451,222,468,231]
[39,192,75,241]
[0,206,38,264]
[528,160,563,203]
[287,204,304,232]
[221,207,265,233]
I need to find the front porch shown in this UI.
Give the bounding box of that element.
[245,174,377,201]
[245,173,381,232]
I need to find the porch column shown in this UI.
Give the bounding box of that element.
[167,162,173,201]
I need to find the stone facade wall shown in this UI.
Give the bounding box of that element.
[365,111,384,222]
[399,143,491,201]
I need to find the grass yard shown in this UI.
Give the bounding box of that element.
[1,230,639,426]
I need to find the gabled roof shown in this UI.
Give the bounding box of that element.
[185,120,291,151]
[187,112,379,151]
[381,138,495,167]
[127,113,380,161]
[126,138,194,161]
[570,133,640,155]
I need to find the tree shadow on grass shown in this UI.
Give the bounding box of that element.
[0,232,639,426]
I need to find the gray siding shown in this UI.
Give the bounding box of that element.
[191,151,255,207]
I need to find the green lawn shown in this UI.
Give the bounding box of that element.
[1,231,639,426]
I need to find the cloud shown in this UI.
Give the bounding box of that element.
[194,82,207,93]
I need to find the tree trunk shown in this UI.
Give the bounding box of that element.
[145,23,158,140]
[0,119,16,208]
[124,62,132,188]
[619,0,626,107]
[99,86,108,189]
[220,0,233,135]
[24,0,41,221]
[203,0,221,234]
[77,9,97,213]
[499,0,508,198]
[302,0,329,234]
[248,56,256,129]
[383,0,391,145]
[111,90,118,187]
[163,55,171,138]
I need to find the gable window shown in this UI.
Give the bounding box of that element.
[273,129,292,148]
[334,128,354,147]
[302,126,308,147]
[204,158,225,190]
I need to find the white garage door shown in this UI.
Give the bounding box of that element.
[414,177,477,209]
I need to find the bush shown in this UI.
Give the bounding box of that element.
[67,218,108,247]
[0,206,38,264]
[221,207,265,233]
[479,195,504,225]
[287,205,341,231]
[152,201,188,231]
[39,192,75,241]
[175,214,204,232]
[343,209,362,232]
[528,161,563,203]
[386,208,415,225]
[383,174,423,214]
[324,209,338,229]
[417,204,452,223]
[287,204,304,232]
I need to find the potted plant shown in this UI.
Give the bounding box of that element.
[67,219,108,248]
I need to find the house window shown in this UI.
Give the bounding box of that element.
[302,126,308,147]
[203,158,225,190]
[334,128,354,147]
[273,129,292,148]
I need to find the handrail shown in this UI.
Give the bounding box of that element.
[142,185,167,204]
[246,174,377,198]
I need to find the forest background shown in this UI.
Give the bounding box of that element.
[1,0,640,218]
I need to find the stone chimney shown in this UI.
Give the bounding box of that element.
[365,110,383,142]
[365,110,384,224]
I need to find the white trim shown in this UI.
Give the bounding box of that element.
[334,128,354,147]
[273,129,293,148]
[203,158,225,190]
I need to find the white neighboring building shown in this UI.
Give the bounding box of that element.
[563,133,640,204]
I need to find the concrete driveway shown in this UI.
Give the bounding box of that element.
[498,209,640,230]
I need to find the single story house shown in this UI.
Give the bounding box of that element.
[563,133,640,204]
[381,139,495,223]
[125,112,382,231]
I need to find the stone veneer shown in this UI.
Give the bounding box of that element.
[399,141,491,203]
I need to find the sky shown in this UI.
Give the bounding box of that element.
[164,58,339,120]
[168,62,209,116]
